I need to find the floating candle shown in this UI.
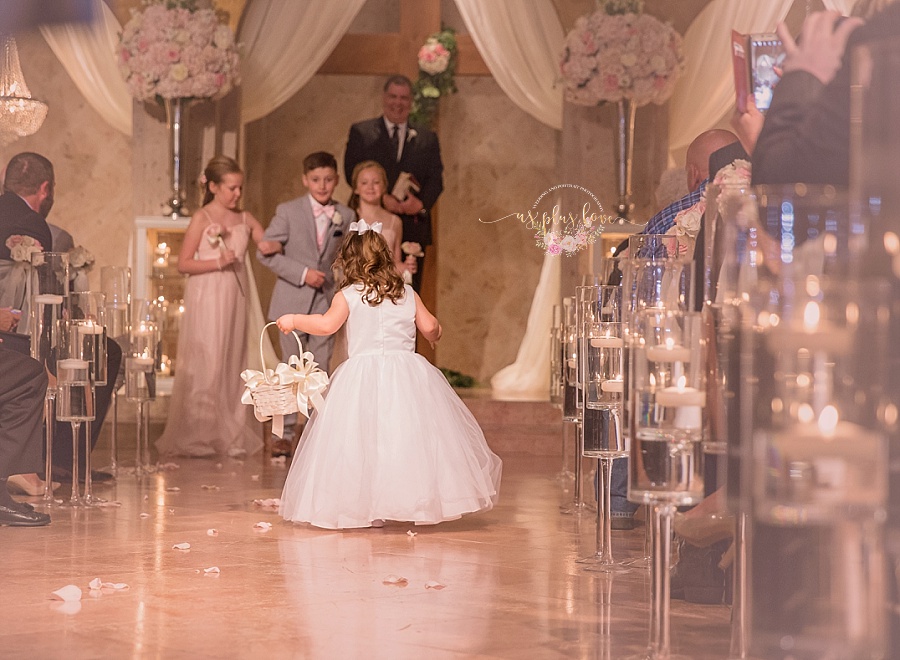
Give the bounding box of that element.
[601,379,624,393]
[34,294,64,305]
[591,335,623,348]
[646,344,692,363]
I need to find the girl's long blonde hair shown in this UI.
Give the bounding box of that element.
[337,229,405,306]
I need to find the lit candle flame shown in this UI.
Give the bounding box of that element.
[676,375,686,390]
[664,337,674,350]
[803,301,820,331]
[818,405,839,435]
[798,403,814,424]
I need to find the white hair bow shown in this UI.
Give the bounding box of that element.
[348,219,383,235]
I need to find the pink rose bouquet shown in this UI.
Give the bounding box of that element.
[118,0,240,101]
[560,0,685,107]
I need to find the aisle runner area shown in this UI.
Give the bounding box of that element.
[1,430,730,658]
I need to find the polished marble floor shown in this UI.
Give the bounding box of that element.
[2,433,731,659]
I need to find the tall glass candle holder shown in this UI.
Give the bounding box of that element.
[550,304,563,408]
[578,284,629,572]
[629,309,705,660]
[628,233,679,260]
[701,182,762,659]
[621,255,695,568]
[561,285,600,515]
[31,251,70,295]
[100,265,132,475]
[562,296,578,423]
[56,358,94,507]
[127,321,158,475]
[30,292,64,505]
[66,291,108,503]
[851,38,900,660]
[67,292,107,385]
[744,278,889,660]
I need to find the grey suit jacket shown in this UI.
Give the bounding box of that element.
[257,194,355,319]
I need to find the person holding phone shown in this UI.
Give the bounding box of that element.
[733,10,865,181]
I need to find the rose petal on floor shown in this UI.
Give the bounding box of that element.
[51,585,82,602]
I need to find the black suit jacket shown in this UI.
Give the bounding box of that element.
[344,117,443,246]
[751,3,900,186]
[0,192,53,260]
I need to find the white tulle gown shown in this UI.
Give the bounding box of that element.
[280,283,502,529]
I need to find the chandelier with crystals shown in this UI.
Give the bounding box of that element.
[0,34,48,147]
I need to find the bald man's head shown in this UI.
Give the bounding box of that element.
[685,130,739,191]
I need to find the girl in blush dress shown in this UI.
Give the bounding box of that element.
[348,160,417,279]
[156,156,282,458]
[276,222,501,529]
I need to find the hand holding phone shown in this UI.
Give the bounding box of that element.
[777,12,862,85]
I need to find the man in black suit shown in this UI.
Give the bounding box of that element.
[0,152,120,484]
[0,344,51,526]
[344,75,444,292]
[0,152,54,260]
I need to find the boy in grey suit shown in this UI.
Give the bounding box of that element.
[257,152,355,454]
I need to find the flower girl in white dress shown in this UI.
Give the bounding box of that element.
[276,220,501,529]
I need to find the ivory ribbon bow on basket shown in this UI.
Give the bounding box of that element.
[240,323,329,438]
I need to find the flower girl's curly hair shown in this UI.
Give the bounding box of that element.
[337,230,406,306]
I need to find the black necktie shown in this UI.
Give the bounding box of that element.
[390,125,400,161]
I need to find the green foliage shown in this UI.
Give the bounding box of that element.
[409,28,458,129]
[601,0,644,15]
[440,367,476,389]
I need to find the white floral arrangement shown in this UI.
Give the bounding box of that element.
[5,235,43,263]
[418,39,451,75]
[665,159,753,253]
[559,0,685,107]
[68,245,95,271]
[712,159,752,188]
[118,0,240,101]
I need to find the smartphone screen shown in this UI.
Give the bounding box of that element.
[749,34,785,113]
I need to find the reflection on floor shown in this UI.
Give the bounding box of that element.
[1,428,731,658]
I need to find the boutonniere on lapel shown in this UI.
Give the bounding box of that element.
[406,128,417,142]
[331,210,344,238]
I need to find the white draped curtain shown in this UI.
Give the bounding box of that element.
[668,0,794,159]
[822,0,859,13]
[453,0,563,130]
[238,0,368,124]
[39,0,132,135]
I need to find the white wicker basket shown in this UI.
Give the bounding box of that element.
[245,322,303,421]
